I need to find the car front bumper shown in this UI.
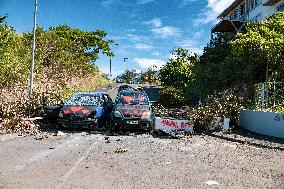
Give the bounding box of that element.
[58,118,98,129]
[112,117,153,131]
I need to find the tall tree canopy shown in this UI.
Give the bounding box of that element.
[231,12,284,82]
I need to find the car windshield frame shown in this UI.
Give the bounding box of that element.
[115,92,149,105]
[65,94,100,106]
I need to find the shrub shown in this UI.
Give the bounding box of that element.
[160,86,188,108]
[187,85,253,130]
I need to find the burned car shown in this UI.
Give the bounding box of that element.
[117,85,136,93]
[43,92,113,129]
[111,90,153,132]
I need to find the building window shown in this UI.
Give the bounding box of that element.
[240,2,246,16]
[234,9,238,19]
[250,0,262,10]
[255,0,262,7]
[279,3,284,12]
[230,13,234,20]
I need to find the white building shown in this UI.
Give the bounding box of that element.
[212,0,284,33]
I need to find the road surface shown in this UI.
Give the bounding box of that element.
[0,84,283,189]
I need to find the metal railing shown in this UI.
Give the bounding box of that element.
[255,82,284,112]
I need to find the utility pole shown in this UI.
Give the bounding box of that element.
[28,0,38,116]
[109,58,112,87]
[108,43,118,88]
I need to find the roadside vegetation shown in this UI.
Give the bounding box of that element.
[159,12,284,129]
[0,16,113,127]
[117,66,160,85]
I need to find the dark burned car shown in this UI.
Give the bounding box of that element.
[43,92,113,129]
[111,90,153,132]
[118,85,136,93]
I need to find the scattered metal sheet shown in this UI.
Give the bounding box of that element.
[154,117,194,133]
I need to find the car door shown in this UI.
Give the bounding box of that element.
[106,94,113,111]
[42,92,63,123]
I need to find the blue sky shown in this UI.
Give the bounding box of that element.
[0,0,234,76]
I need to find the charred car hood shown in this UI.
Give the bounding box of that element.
[115,104,150,118]
[62,105,97,118]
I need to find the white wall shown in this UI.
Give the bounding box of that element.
[240,110,284,139]
[249,0,284,21]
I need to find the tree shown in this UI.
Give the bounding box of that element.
[159,48,199,107]
[0,16,7,23]
[0,19,114,119]
[141,65,159,84]
[231,12,284,82]
[19,25,114,92]
[190,33,232,98]
[119,69,138,84]
[0,16,28,87]
[160,48,198,88]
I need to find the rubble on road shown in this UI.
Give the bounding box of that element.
[205,180,220,186]
[56,131,65,136]
[35,134,50,140]
[114,148,128,153]
[153,129,192,139]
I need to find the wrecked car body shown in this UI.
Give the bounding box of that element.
[111,90,154,132]
[43,92,113,130]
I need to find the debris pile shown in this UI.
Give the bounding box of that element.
[152,104,190,119]
[0,118,41,135]
[154,129,192,139]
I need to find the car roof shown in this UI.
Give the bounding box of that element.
[74,92,106,96]
[118,90,146,95]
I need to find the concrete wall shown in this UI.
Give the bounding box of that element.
[240,110,284,138]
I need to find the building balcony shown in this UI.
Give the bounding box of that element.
[211,19,246,33]
[263,0,281,6]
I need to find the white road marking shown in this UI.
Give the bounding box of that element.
[56,141,98,189]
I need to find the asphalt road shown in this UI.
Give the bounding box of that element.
[0,84,283,189]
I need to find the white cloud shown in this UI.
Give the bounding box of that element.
[137,0,155,4]
[133,58,165,69]
[193,0,234,25]
[134,43,154,50]
[127,34,149,43]
[152,51,161,56]
[176,30,204,55]
[178,39,195,49]
[181,0,199,6]
[143,18,182,38]
[151,26,182,38]
[98,64,125,77]
[101,0,117,7]
[143,18,162,28]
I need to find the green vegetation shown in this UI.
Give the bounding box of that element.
[141,65,160,84]
[159,48,198,107]
[159,12,284,128]
[118,69,138,84]
[231,12,284,83]
[0,17,112,119]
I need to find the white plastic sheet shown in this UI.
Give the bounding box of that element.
[154,117,194,133]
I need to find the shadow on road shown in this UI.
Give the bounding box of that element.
[208,127,284,151]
